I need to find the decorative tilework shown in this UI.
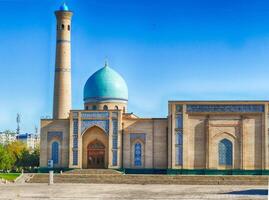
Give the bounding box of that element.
[73,119,78,165]
[175,146,183,165]
[219,139,233,166]
[130,133,146,141]
[112,120,118,166]
[81,120,109,134]
[112,112,118,118]
[73,135,78,148]
[51,141,59,165]
[176,105,183,113]
[175,114,183,129]
[175,109,183,165]
[112,120,118,147]
[47,131,63,141]
[55,67,70,72]
[175,132,183,165]
[112,150,117,166]
[73,120,78,136]
[81,112,109,119]
[187,104,264,113]
[112,136,118,149]
[73,150,78,166]
[176,131,183,145]
[134,143,142,166]
[57,39,70,43]
[72,112,78,118]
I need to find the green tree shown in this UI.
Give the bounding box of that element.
[6,141,27,171]
[0,145,14,171]
[30,146,40,167]
[16,149,31,168]
[15,147,40,172]
[6,141,27,160]
[1,141,40,171]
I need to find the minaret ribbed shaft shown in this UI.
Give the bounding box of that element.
[53,9,73,119]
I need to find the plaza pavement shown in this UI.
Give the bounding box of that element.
[0,183,267,200]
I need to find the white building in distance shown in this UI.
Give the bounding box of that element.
[16,133,40,150]
[0,131,17,145]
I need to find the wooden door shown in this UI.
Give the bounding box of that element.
[87,140,105,168]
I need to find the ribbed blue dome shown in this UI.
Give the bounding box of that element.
[83,65,128,103]
[59,3,69,11]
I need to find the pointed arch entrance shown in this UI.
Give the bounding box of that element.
[82,125,108,169]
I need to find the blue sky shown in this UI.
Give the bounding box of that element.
[1,0,269,133]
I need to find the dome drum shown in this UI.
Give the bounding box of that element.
[84,97,128,104]
[84,102,127,112]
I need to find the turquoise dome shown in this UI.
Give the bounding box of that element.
[59,3,69,11]
[83,65,128,103]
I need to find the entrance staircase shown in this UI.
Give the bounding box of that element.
[27,169,268,185]
[64,169,122,175]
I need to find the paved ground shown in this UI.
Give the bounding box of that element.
[0,183,267,200]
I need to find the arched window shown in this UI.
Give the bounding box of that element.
[68,25,70,31]
[175,132,183,165]
[219,139,233,166]
[51,141,59,165]
[103,105,108,110]
[115,106,119,110]
[134,142,142,167]
[61,24,65,30]
[85,106,88,110]
[92,105,97,110]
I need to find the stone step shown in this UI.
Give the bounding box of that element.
[64,169,122,175]
[27,174,268,185]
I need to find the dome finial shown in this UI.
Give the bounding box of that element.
[59,2,69,11]
[104,60,109,67]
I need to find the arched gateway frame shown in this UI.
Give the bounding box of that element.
[87,140,106,168]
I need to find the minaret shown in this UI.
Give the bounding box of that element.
[53,3,73,119]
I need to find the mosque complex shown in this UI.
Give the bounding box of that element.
[40,3,269,174]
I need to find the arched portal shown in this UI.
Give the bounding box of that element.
[87,140,105,168]
[82,126,108,169]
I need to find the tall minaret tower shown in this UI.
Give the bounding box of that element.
[53,3,73,119]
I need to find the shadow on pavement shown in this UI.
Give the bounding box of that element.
[223,189,268,196]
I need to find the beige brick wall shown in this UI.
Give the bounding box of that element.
[169,101,266,170]
[186,115,206,168]
[153,119,168,168]
[39,101,266,170]
[185,114,263,170]
[243,115,262,169]
[40,119,70,167]
[122,118,167,169]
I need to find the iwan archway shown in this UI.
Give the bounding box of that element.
[82,126,108,169]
